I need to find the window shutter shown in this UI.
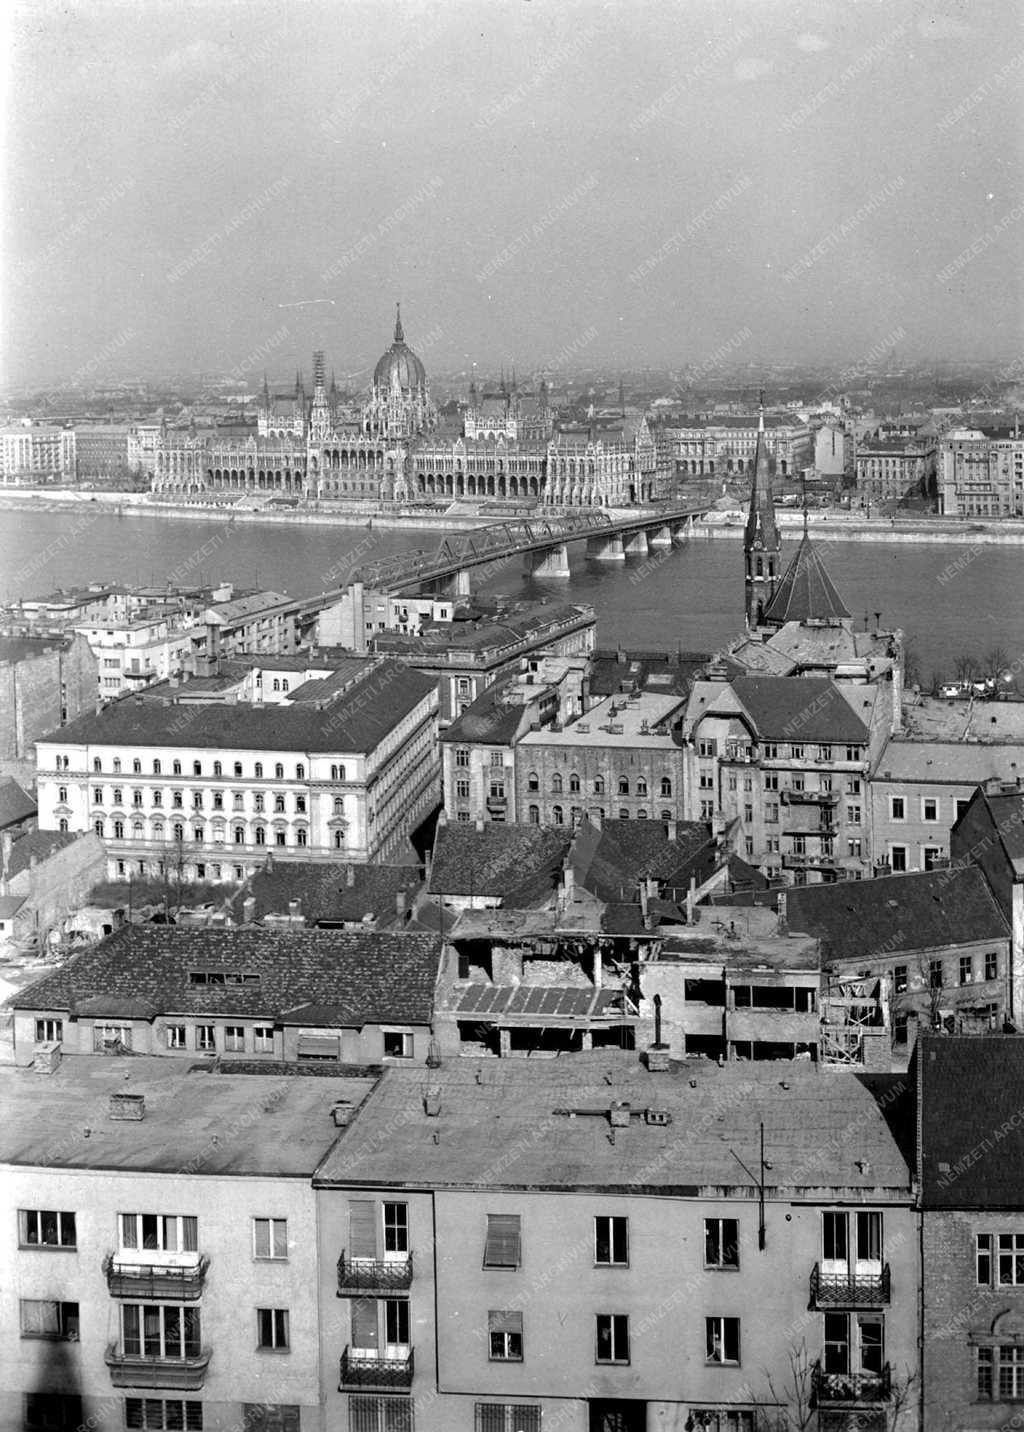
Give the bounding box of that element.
[121,1214,138,1250]
[484,1213,521,1267]
[488,1310,523,1334]
[182,1216,198,1252]
[350,1201,379,1259]
[352,1296,380,1350]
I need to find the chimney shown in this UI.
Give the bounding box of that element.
[109,1093,145,1120]
[395,890,407,916]
[346,865,356,888]
[0,831,12,893]
[686,876,696,925]
[242,895,256,924]
[639,882,649,925]
[667,821,677,843]
[777,890,788,933]
[33,1042,62,1075]
[287,898,302,922]
[475,818,485,832]
[609,1100,631,1127]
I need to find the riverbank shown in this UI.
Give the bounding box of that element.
[3,489,1024,545]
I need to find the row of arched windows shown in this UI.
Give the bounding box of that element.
[94,817,315,849]
[526,772,673,798]
[526,806,673,826]
[88,756,307,780]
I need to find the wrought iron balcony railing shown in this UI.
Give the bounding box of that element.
[812,1360,891,1404]
[810,1263,890,1308]
[337,1253,413,1295]
[339,1347,414,1391]
[781,789,838,806]
[105,1342,211,1390]
[103,1253,209,1301]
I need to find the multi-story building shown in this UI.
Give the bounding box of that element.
[0,635,97,784]
[34,659,440,878]
[72,424,133,484]
[0,422,76,485]
[659,411,813,478]
[0,1052,377,1432]
[318,584,455,651]
[937,423,1024,517]
[76,615,198,701]
[200,590,305,660]
[950,783,1024,985]
[916,1035,1024,1429]
[313,1053,920,1432]
[9,925,441,1065]
[127,421,163,477]
[854,436,936,505]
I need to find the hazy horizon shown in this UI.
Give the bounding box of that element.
[5,0,1023,385]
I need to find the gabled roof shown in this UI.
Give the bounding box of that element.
[786,867,1010,964]
[917,1036,1024,1208]
[6,828,84,878]
[763,533,851,625]
[728,676,870,744]
[428,823,572,904]
[0,778,37,830]
[249,861,422,925]
[569,817,718,903]
[10,927,441,1026]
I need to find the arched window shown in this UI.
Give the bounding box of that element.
[618,777,629,795]
[272,679,280,693]
[295,763,304,780]
[528,805,540,825]
[172,760,181,776]
[331,764,346,781]
[132,820,143,838]
[113,820,124,839]
[213,761,222,777]
[551,773,563,794]
[618,809,630,820]
[153,759,162,775]
[594,776,605,794]
[333,797,344,815]
[234,762,243,777]
[661,809,673,821]
[274,795,285,813]
[93,758,102,773]
[254,763,263,778]
[234,825,245,845]
[58,818,69,833]
[254,827,266,846]
[296,827,307,847]
[113,787,123,805]
[527,772,539,792]
[569,773,580,793]
[571,807,582,825]
[638,809,648,820]
[636,778,648,797]
[58,786,68,803]
[173,822,184,842]
[132,759,141,774]
[661,777,672,797]
[254,794,265,813]
[153,822,164,840]
[94,819,104,837]
[193,825,204,843]
[334,830,345,849]
[113,758,122,774]
[275,763,284,779]
[552,806,564,826]
[282,680,289,693]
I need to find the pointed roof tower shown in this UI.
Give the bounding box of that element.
[261,372,270,408]
[744,391,779,552]
[394,301,404,344]
[762,532,851,626]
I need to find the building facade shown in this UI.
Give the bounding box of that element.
[937,425,1024,517]
[854,437,937,505]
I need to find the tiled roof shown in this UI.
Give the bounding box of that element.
[874,741,1024,785]
[786,866,1009,964]
[249,861,422,924]
[10,926,441,1025]
[441,676,540,745]
[428,823,572,904]
[0,778,37,830]
[6,828,82,878]
[728,676,870,743]
[918,1036,1024,1207]
[763,534,851,625]
[37,662,436,754]
[570,818,717,903]
[588,649,710,697]
[315,1053,913,1192]
[978,791,1024,862]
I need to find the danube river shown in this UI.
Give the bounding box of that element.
[1,509,1022,685]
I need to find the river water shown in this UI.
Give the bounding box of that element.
[1,509,1022,685]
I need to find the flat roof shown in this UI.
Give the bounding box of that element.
[0,1056,377,1177]
[520,692,685,748]
[899,696,1024,744]
[315,1052,912,1193]
[874,738,1024,784]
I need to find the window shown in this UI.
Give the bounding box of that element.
[595,1313,629,1364]
[986,951,999,981]
[153,759,162,775]
[553,805,565,825]
[166,1025,187,1050]
[194,1025,215,1053]
[257,1307,290,1351]
[594,1216,628,1266]
[351,1399,413,1432]
[172,760,181,776]
[569,772,580,792]
[24,1394,84,1431]
[960,955,974,986]
[699,772,714,790]
[698,740,715,757]
[705,1316,740,1364]
[383,1202,409,1254]
[977,1233,994,1285]
[254,793,265,813]
[35,1019,63,1042]
[791,774,805,793]
[889,846,907,873]
[846,746,861,763]
[660,777,672,797]
[704,1218,739,1269]
[483,1213,521,1269]
[152,789,163,807]
[93,1023,132,1052]
[295,794,306,814]
[332,764,346,781]
[618,776,629,795]
[456,749,470,768]
[593,776,605,794]
[93,758,103,773]
[700,801,714,819]
[890,796,905,821]
[929,959,943,989]
[121,1303,201,1358]
[956,797,971,821]
[551,773,563,793]
[113,758,122,774]
[685,1415,753,1432]
[475,1407,540,1432]
[213,761,222,777]
[847,804,861,824]
[57,784,68,803]
[488,1309,524,1361]
[455,778,470,799]
[791,745,804,761]
[763,771,778,791]
[383,1031,413,1059]
[922,797,938,822]
[893,964,908,994]
[528,805,539,824]
[120,1214,198,1253]
[234,762,243,777]
[224,1027,246,1052]
[19,1210,76,1248]
[125,1401,203,1431]
[19,1299,79,1340]
[818,745,832,762]
[275,763,284,779]
[254,1025,274,1053]
[255,827,266,846]
[254,763,263,778]
[113,820,125,840]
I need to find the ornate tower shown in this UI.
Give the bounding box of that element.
[744,394,781,630]
[308,349,333,445]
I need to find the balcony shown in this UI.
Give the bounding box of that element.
[810,1263,890,1308]
[485,795,508,812]
[812,1361,891,1405]
[337,1253,413,1296]
[782,851,840,871]
[781,789,838,806]
[105,1343,211,1390]
[103,1253,209,1300]
[339,1347,414,1392]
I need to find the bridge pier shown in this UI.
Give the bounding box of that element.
[526,543,571,578]
[586,533,625,561]
[623,530,649,558]
[648,525,673,548]
[453,568,472,599]
[671,517,696,543]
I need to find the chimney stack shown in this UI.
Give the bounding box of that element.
[346,865,356,888]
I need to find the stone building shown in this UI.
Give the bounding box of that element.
[937,423,1024,517]
[0,635,97,784]
[854,436,937,505]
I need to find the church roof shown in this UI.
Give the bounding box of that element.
[744,407,779,551]
[762,531,851,625]
[373,303,427,392]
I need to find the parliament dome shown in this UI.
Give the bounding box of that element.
[373,304,427,391]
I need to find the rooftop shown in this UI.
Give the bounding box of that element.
[249,861,422,925]
[429,823,572,904]
[314,1053,912,1193]
[917,1036,1024,1208]
[372,603,595,662]
[691,676,872,745]
[0,778,37,831]
[899,694,1024,744]
[0,1056,376,1177]
[9,926,442,1025]
[786,866,1009,964]
[206,590,295,624]
[588,648,709,698]
[874,738,1024,785]
[520,691,686,749]
[762,534,851,626]
[5,828,83,878]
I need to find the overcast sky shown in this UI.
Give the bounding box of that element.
[4,0,1022,384]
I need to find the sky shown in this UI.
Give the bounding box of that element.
[3,0,1023,384]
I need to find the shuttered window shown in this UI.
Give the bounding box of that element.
[483,1214,521,1269]
[350,1201,379,1259]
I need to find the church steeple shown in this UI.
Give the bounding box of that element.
[743,389,781,630]
[394,302,404,344]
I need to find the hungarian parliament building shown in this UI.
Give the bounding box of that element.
[153,309,662,509]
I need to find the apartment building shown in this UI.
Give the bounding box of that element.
[1,1053,376,1432]
[0,636,97,782]
[9,926,441,1066]
[76,615,198,700]
[34,660,440,878]
[854,437,936,504]
[937,424,1024,517]
[0,422,76,484]
[313,1053,920,1432]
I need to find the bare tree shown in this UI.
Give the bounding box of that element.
[953,653,979,684]
[901,638,921,690]
[926,669,945,696]
[983,645,1010,682]
[754,1340,816,1431]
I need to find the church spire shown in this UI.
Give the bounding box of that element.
[394,302,404,344]
[743,387,781,630]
